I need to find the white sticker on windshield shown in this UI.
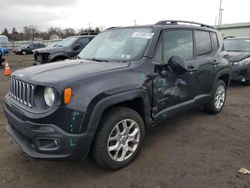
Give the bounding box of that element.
[121,54,131,59]
[246,40,250,42]
[131,32,154,39]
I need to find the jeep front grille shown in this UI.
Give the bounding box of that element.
[9,78,35,107]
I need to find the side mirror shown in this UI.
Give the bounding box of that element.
[223,54,229,60]
[168,55,188,75]
[73,45,81,51]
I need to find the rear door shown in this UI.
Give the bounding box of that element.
[192,30,218,96]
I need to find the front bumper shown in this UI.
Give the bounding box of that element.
[4,104,94,160]
[34,52,50,63]
[231,64,250,81]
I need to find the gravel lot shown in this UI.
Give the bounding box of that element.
[0,53,250,188]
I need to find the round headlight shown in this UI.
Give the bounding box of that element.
[44,87,55,107]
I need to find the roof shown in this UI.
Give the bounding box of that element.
[224,36,250,40]
[106,20,216,32]
[218,22,250,29]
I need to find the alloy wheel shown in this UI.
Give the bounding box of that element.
[107,119,140,162]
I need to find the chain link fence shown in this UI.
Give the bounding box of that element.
[4,39,62,50]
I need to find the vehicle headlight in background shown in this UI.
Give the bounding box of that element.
[44,87,55,107]
[236,58,250,65]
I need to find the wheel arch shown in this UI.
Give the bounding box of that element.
[215,69,231,88]
[84,89,152,135]
[50,53,70,62]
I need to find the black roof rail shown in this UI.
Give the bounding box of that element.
[80,32,98,35]
[155,20,215,29]
[106,27,120,30]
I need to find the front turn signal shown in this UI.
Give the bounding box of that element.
[64,88,72,104]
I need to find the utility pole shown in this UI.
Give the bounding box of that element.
[88,22,91,31]
[218,0,224,27]
[134,19,137,26]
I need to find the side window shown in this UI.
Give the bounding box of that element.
[163,30,193,62]
[195,30,212,56]
[76,38,90,48]
[211,32,219,51]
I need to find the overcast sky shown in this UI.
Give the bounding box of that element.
[0,0,249,32]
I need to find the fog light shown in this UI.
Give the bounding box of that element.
[35,138,60,151]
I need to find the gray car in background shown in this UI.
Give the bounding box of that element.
[33,35,96,64]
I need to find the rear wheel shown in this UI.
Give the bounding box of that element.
[21,51,27,55]
[204,80,227,114]
[92,107,145,170]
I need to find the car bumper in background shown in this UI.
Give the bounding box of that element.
[34,52,50,63]
[231,64,250,81]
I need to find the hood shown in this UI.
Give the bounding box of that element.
[35,46,67,54]
[12,59,130,85]
[225,51,250,62]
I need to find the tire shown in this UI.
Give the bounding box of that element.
[21,51,27,55]
[92,107,145,170]
[204,80,227,114]
[53,57,66,62]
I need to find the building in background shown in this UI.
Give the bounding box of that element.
[50,34,60,40]
[218,22,250,38]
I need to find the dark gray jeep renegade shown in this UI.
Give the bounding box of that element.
[4,20,231,170]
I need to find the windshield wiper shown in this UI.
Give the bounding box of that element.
[86,58,109,62]
[226,49,243,52]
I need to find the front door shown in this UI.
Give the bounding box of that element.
[152,29,196,116]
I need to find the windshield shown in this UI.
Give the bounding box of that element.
[224,39,250,51]
[78,27,154,62]
[56,37,78,47]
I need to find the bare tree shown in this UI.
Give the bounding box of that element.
[63,28,76,37]
[23,25,38,41]
[48,27,62,38]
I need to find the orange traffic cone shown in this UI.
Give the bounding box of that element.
[4,60,11,76]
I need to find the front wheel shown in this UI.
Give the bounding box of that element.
[92,107,145,170]
[204,80,227,114]
[21,51,27,55]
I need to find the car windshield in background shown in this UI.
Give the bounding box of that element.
[78,27,154,62]
[21,44,28,48]
[224,39,250,51]
[56,37,78,47]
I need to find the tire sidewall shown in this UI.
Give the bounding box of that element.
[94,108,145,169]
[212,80,227,113]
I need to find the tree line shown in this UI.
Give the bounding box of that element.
[1,25,101,41]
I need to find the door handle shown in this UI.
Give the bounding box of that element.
[188,65,198,72]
